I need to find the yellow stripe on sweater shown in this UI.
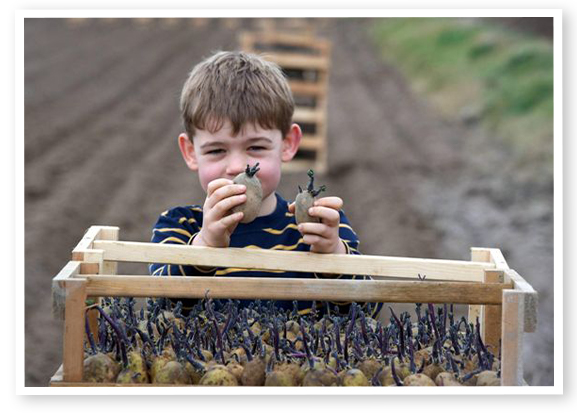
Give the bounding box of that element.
[154,227,192,238]
[160,236,187,245]
[262,223,299,235]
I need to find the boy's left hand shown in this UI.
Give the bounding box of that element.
[289,196,347,254]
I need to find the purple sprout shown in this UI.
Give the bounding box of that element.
[391,359,404,386]
[389,307,405,361]
[84,313,97,355]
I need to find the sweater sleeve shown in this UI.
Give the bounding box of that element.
[149,206,217,277]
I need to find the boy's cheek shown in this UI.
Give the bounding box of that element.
[256,162,282,197]
[197,165,225,192]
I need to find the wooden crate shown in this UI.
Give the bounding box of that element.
[50,225,537,387]
[239,30,331,174]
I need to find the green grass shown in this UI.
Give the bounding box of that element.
[370,18,554,174]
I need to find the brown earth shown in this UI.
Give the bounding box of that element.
[24,18,554,386]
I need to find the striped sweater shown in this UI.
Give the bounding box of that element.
[149,193,381,318]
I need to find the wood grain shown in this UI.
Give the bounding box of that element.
[82,274,511,304]
[92,240,494,282]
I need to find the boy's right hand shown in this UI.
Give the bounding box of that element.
[192,178,246,247]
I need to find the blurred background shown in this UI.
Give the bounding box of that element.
[24,17,554,386]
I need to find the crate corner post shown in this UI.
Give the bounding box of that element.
[62,278,88,383]
[500,289,525,386]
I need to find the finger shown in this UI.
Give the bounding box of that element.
[313,196,343,211]
[206,178,234,196]
[207,183,247,209]
[298,222,333,239]
[307,206,341,227]
[301,234,322,247]
[219,211,244,231]
[288,202,295,214]
[211,194,247,219]
[302,235,334,252]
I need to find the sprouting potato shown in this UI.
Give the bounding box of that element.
[357,358,381,380]
[435,372,462,386]
[285,320,300,335]
[199,366,239,386]
[403,373,436,386]
[241,357,266,386]
[116,351,149,384]
[232,163,262,223]
[85,298,504,387]
[182,361,203,384]
[423,363,445,381]
[83,352,120,383]
[153,361,192,384]
[295,169,326,225]
[150,346,176,382]
[476,370,501,386]
[274,362,303,386]
[302,367,339,386]
[226,361,245,382]
[265,369,294,386]
[339,368,370,386]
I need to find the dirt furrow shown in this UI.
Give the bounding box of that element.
[24,18,87,62]
[25,20,131,84]
[25,23,163,112]
[24,24,211,165]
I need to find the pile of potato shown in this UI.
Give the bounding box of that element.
[82,297,501,386]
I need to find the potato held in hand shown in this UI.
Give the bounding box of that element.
[295,169,326,225]
[232,163,263,223]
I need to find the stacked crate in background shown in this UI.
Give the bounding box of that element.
[240,28,331,174]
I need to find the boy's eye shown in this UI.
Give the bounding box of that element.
[206,149,224,155]
[249,146,266,151]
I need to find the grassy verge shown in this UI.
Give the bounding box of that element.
[370,18,554,177]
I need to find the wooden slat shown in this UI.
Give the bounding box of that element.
[299,135,323,151]
[470,247,491,262]
[240,31,330,55]
[506,269,538,333]
[289,80,326,96]
[483,270,504,355]
[282,159,321,173]
[83,275,511,304]
[92,240,494,282]
[239,29,330,174]
[72,226,119,261]
[468,248,490,324]
[51,261,82,320]
[62,279,87,383]
[501,290,525,385]
[293,107,324,124]
[471,247,510,274]
[241,31,329,51]
[261,52,329,71]
[489,248,510,271]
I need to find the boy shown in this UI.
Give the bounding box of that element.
[150,51,380,318]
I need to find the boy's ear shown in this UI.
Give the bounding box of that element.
[178,133,198,171]
[281,123,302,162]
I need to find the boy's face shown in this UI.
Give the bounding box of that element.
[179,120,301,200]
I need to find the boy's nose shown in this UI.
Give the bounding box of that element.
[226,157,248,178]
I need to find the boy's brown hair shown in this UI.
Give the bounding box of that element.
[180,51,295,140]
